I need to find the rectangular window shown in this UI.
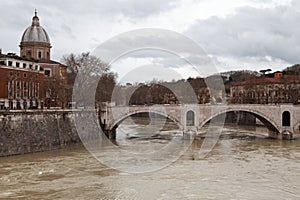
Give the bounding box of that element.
[8,81,14,98]
[16,62,20,67]
[29,64,33,69]
[8,61,13,66]
[45,69,51,77]
[36,83,39,99]
[23,82,28,99]
[16,81,20,99]
[29,83,33,98]
[23,63,26,68]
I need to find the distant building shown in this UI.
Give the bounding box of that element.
[230,73,300,104]
[0,52,44,109]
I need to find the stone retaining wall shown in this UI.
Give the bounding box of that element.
[0,110,85,157]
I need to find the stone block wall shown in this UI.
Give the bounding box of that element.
[0,110,82,157]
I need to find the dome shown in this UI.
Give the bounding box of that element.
[21,12,50,43]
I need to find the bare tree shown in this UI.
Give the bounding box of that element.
[62,52,116,108]
[45,75,67,108]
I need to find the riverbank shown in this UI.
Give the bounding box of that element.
[0,110,90,157]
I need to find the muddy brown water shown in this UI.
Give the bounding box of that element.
[1,117,300,199]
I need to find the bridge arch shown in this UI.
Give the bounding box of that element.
[197,108,280,133]
[108,110,183,131]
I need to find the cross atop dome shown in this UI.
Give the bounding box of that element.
[32,9,40,26]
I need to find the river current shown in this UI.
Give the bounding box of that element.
[1,117,300,199]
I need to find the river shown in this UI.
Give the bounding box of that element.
[1,116,300,199]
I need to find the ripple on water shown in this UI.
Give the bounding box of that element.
[1,118,300,199]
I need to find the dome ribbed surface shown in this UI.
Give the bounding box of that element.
[21,15,50,43]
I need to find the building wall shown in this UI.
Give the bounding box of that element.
[0,57,45,109]
[230,76,300,104]
[41,63,67,108]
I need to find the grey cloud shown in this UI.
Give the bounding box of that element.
[0,0,180,56]
[185,3,300,64]
[92,28,217,75]
[3,0,179,19]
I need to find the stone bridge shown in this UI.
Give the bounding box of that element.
[100,104,300,140]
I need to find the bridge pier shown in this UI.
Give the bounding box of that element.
[104,128,117,140]
[281,130,293,140]
[183,128,197,140]
[268,130,293,140]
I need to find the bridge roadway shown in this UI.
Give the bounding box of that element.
[100,104,300,140]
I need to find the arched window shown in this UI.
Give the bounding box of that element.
[282,111,291,126]
[186,110,195,126]
[38,51,42,59]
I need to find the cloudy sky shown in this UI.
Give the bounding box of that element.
[0,0,299,83]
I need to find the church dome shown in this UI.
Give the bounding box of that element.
[21,12,50,43]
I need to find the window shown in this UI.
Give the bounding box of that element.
[36,83,39,98]
[16,81,20,99]
[8,61,12,66]
[23,63,27,68]
[45,69,51,77]
[16,62,20,67]
[29,64,33,69]
[29,83,33,98]
[23,82,28,99]
[38,51,42,59]
[8,81,13,98]
[23,73,27,78]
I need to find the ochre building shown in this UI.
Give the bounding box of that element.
[230,72,300,104]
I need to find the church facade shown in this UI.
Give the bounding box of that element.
[0,11,67,109]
